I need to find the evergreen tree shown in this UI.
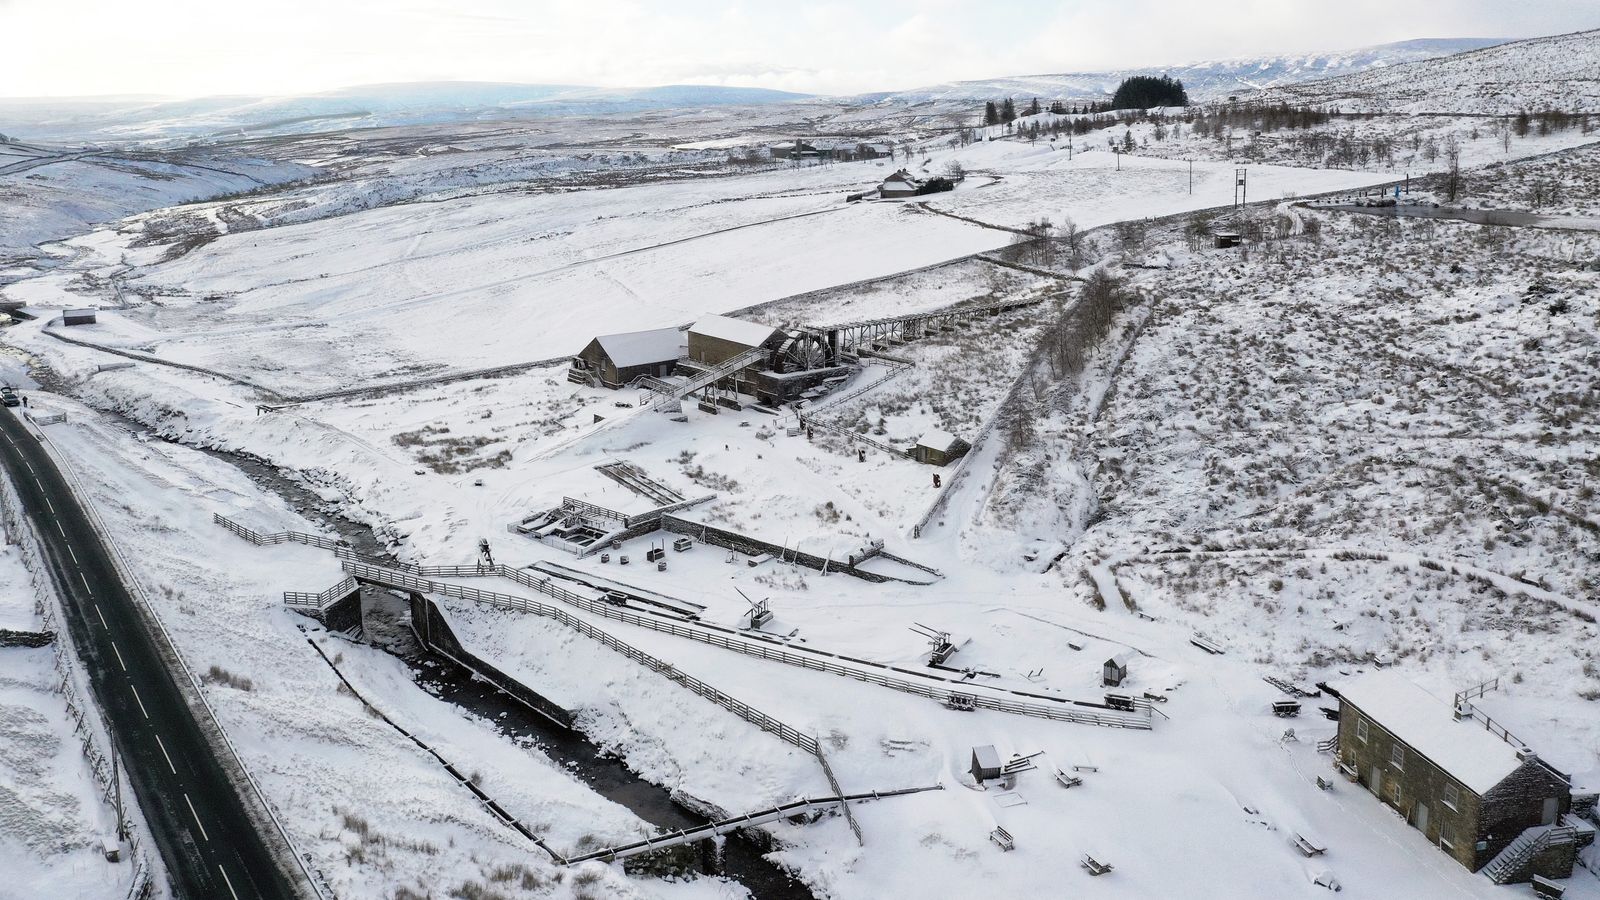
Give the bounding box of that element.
[1000,97,1016,123]
[1049,100,1065,114]
[1110,74,1188,110]
[984,101,1000,127]
[1027,97,1041,116]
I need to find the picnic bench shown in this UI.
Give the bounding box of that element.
[1316,775,1334,791]
[990,826,1015,851]
[944,693,977,711]
[1293,832,1327,857]
[1532,875,1566,899]
[1081,854,1114,876]
[1054,768,1083,789]
[1189,634,1225,655]
[1272,700,1302,718]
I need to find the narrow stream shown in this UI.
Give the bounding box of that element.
[196,443,818,899]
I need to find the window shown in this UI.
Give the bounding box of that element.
[1390,743,1405,770]
[1443,784,1459,811]
[1356,719,1369,743]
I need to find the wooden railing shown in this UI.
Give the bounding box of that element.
[344,562,1151,730]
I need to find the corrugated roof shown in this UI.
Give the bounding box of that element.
[1338,671,1528,795]
[593,327,683,368]
[689,315,779,349]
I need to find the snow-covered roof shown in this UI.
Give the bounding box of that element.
[593,327,683,368]
[688,314,779,348]
[1338,671,1528,795]
[917,429,964,453]
[972,745,1001,770]
[882,169,919,184]
[1107,651,1137,667]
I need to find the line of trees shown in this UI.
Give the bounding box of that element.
[984,96,1115,126]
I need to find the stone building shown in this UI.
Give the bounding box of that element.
[1335,672,1592,883]
[570,327,683,388]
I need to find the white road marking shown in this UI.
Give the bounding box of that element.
[184,793,210,842]
[43,497,53,515]
[79,571,91,592]
[54,521,65,537]
[154,733,177,774]
[68,545,79,565]
[130,685,149,719]
[217,865,240,900]
[95,604,108,630]
[111,642,126,672]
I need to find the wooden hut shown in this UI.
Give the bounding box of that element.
[970,745,1002,784]
[1102,651,1135,687]
[910,430,970,467]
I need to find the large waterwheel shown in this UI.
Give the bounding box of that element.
[776,331,829,373]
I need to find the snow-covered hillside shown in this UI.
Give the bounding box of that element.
[0,82,815,143]
[1266,28,1600,113]
[848,37,1506,107]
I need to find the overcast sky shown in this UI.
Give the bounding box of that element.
[3,0,1596,99]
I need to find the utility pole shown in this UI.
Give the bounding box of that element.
[1114,147,1120,171]
[1188,158,1193,195]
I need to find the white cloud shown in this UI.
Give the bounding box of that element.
[1,0,1594,98]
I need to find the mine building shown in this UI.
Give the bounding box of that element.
[569,327,684,388]
[1334,671,1594,884]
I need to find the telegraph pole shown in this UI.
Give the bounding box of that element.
[1188,158,1193,195]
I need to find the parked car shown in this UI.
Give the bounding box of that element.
[1,388,19,407]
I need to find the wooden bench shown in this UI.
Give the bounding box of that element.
[1081,854,1114,876]
[1272,700,1302,718]
[1316,775,1333,791]
[1532,875,1565,899]
[989,826,1015,851]
[1293,832,1327,857]
[1054,768,1083,789]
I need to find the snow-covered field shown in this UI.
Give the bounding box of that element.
[4,38,1600,899]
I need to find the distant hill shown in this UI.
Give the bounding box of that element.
[0,82,815,143]
[1262,29,1600,114]
[846,37,1507,108]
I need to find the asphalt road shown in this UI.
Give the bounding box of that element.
[0,408,301,900]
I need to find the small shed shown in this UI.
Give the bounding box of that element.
[1103,651,1135,687]
[1213,232,1242,249]
[909,429,970,467]
[571,327,684,388]
[970,745,1002,783]
[63,308,97,326]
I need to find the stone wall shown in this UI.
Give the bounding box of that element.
[408,592,575,730]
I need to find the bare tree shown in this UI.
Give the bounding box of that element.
[1443,136,1462,202]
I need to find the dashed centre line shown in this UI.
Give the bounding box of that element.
[95,604,108,630]
[217,864,241,900]
[129,685,149,719]
[184,793,210,842]
[111,642,126,672]
[154,733,177,775]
